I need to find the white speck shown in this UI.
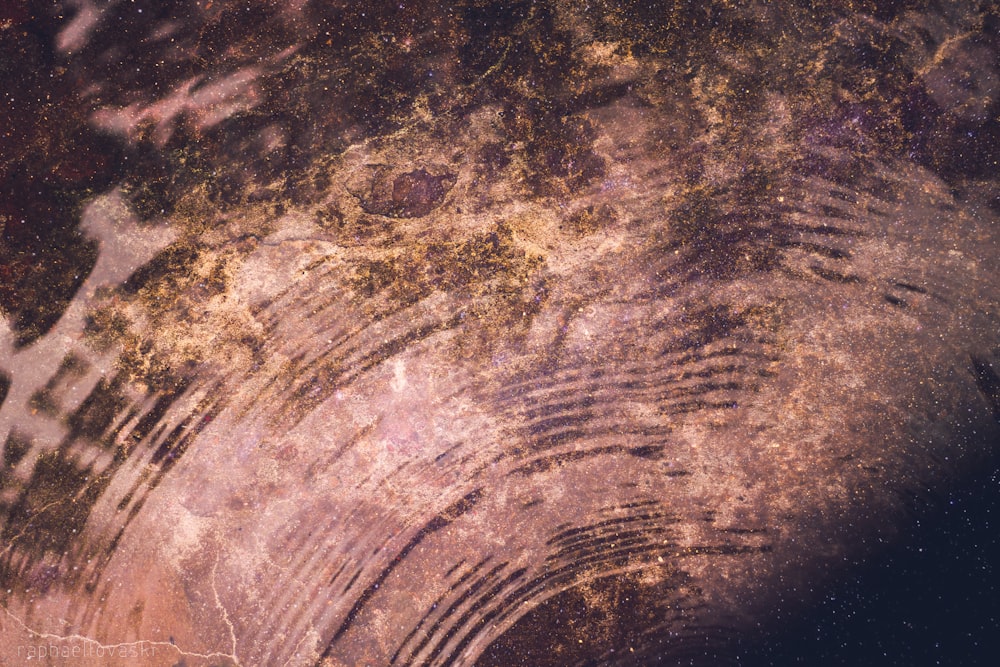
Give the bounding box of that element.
[391,359,408,392]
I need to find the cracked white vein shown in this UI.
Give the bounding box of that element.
[1,603,240,664]
[211,554,242,666]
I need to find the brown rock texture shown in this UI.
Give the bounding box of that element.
[1,1,999,665]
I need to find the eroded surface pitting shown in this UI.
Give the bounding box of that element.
[1,1,999,666]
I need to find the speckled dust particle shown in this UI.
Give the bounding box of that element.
[0,2,999,666]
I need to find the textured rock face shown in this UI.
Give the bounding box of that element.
[1,1,999,665]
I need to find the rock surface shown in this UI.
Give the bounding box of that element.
[1,1,999,665]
